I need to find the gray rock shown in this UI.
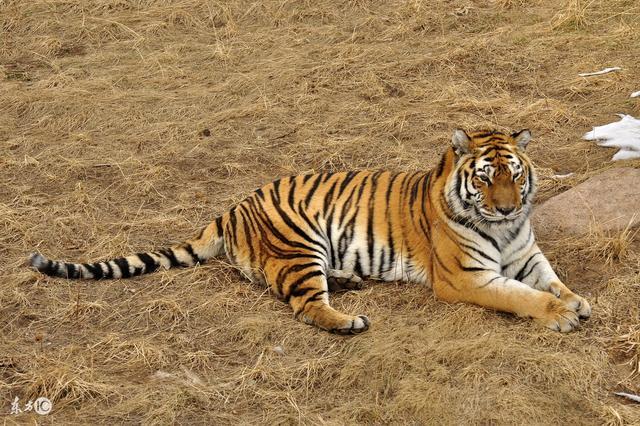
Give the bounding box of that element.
[532,168,640,237]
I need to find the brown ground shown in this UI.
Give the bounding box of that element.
[2,0,640,424]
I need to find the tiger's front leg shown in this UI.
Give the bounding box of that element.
[432,271,583,332]
[504,247,591,320]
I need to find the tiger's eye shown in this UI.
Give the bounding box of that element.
[476,174,491,184]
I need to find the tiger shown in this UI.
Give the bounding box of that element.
[30,128,591,334]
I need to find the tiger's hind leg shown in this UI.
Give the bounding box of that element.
[264,260,370,334]
[327,269,363,292]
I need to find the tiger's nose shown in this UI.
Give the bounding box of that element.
[496,206,515,216]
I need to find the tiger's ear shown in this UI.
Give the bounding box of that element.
[511,129,531,150]
[451,128,471,156]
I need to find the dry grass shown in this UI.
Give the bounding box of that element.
[546,222,640,267]
[551,0,595,29]
[1,0,640,424]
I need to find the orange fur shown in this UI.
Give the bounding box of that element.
[30,129,591,334]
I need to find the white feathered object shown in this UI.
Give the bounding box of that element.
[583,114,640,161]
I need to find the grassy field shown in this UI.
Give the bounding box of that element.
[2,0,640,424]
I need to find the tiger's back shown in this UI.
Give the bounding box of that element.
[225,170,433,287]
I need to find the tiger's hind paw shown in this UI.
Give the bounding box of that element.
[331,315,370,335]
[327,269,363,292]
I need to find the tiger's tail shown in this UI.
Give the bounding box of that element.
[29,216,226,280]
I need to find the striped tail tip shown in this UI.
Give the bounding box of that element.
[29,252,50,272]
[29,252,70,277]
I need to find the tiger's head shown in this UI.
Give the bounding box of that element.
[445,128,536,226]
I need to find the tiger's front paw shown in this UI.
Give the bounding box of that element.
[564,293,591,319]
[548,282,591,319]
[535,298,580,332]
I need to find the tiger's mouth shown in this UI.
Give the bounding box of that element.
[476,206,523,222]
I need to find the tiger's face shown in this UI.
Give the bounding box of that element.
[447,128,536,225]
